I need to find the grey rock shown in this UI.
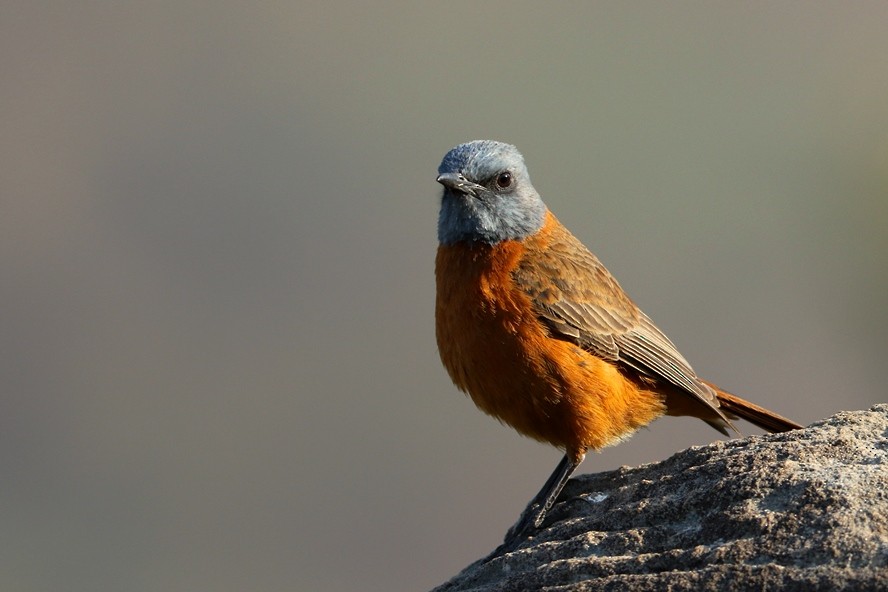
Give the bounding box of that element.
[432,405,888,592]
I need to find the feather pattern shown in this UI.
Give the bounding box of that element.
[513,213,722,413]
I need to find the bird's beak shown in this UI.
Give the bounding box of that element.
[437,172,481,197]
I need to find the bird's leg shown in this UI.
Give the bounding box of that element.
[501,452,584,549]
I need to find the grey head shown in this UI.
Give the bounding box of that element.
[436,140,547,245]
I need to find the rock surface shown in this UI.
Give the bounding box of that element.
[432,405,888,592]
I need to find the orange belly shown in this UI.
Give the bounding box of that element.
[435,234,666,456]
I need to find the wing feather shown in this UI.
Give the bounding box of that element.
[513,219,720,411]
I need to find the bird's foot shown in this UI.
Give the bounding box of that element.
[480,503,545,562]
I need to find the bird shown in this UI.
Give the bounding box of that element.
[434,140,802,550]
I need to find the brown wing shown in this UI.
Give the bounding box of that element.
[513,220,727,426]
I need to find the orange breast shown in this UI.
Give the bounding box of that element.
[435,214,666,455]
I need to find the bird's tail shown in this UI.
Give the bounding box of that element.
[703,381,803,433]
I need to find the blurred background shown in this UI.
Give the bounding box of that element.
[2,2,886,591]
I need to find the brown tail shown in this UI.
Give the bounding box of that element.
[704,381,803,433]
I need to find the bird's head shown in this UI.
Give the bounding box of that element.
[436,140,547,245]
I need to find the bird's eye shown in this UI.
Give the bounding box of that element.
[495,171,513,190]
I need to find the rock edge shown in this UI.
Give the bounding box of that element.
[432,405,888,592]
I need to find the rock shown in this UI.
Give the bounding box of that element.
[432,405,888,592]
